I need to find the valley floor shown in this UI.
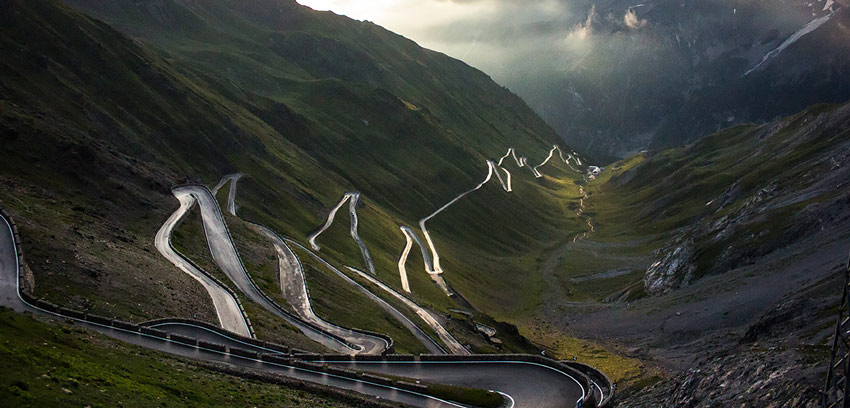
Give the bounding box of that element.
[527,103,850,406]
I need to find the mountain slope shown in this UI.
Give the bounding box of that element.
[63,0,562,212]
[540,101,850,405]
[0,0,582,353]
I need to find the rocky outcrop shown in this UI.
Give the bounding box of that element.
[644,174,850,295]
[644,236,696,295]
[618,348,824,407]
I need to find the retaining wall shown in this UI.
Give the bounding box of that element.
[140,317,298,355]
[565,361,614,407]
[1,209,27,293]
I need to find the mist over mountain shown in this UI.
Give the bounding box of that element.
[326,0,850,161]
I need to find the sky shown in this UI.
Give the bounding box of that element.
[294,0,601,82]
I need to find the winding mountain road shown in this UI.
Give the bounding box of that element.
[298,146,589,355]
[225,173,241,216]
[397,225,451,295]
[252,223,389,355]
[308,192,376,274]
[413,146,583,291]
[345,266,469,355]
[419,160,503,278]
[154,189,252,337]
[328,360,585,408]
[534,145,582,178]
[165,184,376,355]
[0,217,468,406]
[1,170,599,408]
[1,137,601,406]
[285,238,448,355]
[397,226,435,293]
[497,147,523,167]
[302,188,474,353]
[220,176,442,355]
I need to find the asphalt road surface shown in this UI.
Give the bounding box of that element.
[172,184,386,355]
[0,212,461,407]
[328,360,586,408]
[154,190,252,336]
[253,223,391,355]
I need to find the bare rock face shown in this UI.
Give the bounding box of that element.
[644,236,696,295]
[618,348,824,407]
[666,351,822,408]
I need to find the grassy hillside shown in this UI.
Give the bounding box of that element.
[63,0,564,219]
[535,101,850,395]
[586,102,850,293]
[0,0,583,352]
[0,308,379,407]
[533,102,850,305]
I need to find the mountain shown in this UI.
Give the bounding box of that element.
[546,101,850,406]
[483,0,850,161]
[3,0,849,406]
[0,0,584,354]
[61,0,565,218]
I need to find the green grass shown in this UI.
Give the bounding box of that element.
[7,3,848,403]
[0,308,374,407]
[170,206,225,284]
[424,383,503,408]
[230,158,587,352]
[223,209,432,355]
[239,302,327,353]
[522,327,645,385]
[297,252,430,355]
[509,102,850,390]
[0,169,219,325]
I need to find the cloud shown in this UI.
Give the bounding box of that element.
[568,5,597,40]
[623,8,647,29]
[293,1,638,82]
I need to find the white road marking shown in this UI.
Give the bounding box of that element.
[496,391,515,408]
